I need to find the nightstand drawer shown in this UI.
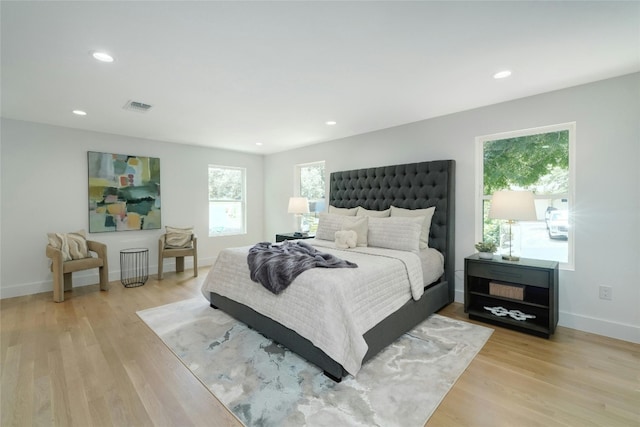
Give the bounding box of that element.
[467,262,549,288]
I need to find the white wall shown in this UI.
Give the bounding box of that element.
[2,74,638,343]
[264,73,640,343]
[0,119,264,298]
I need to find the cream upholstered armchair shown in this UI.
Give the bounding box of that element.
[45,231,109,302]
[158,226,198,280]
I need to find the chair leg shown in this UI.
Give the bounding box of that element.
[176,256,185,273]
[63,273,73,291]
[158,256,164,280]
[193,254,198,277]
[99,266,110,291]
[52,267,64,303]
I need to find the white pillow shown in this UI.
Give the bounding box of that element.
[390,206,436,249]
[328,206,358,216]
[367,216,424,252]
[342,216,368,247]
[315,213,346,241]
[356,207,391,217]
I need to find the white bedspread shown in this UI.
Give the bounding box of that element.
[201,239,429,375]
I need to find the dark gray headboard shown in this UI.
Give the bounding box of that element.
[329,160,455,297]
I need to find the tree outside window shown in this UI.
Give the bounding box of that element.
[208,165,246,236]
[478,123,574,267]
[297,161,325,234]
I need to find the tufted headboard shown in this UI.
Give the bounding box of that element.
[329,160,455,296]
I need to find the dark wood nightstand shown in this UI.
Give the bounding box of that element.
[464,254,559,338]
[275,233,314,243]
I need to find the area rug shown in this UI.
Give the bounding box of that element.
[137,298,493,427]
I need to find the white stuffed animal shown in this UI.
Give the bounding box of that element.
[335,229,357,249]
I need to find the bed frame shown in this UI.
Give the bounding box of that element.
[210,159,455,381]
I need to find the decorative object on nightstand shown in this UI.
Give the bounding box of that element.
[275,232,314,243]
[288,197,309,233]
[489,190,537,261]
[474,241,497,259]
[464,254,558,338]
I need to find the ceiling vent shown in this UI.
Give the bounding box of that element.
[123,100,153,113]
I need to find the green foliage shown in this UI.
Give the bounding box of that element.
[208,167,243,200]
[481,129,570,243]
[300,164,325,200]
[483,130,569,194]
[475,241,497,253]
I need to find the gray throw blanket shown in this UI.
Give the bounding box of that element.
[247,240,358,294]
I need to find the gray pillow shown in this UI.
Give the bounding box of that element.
[367,216,424,252]
[328,206,358,216]
[342,216,368,247]
[356,207,391,217]
[390,206,436,249]
[315,213,346,241]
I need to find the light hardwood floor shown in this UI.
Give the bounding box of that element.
[1,269,638,426]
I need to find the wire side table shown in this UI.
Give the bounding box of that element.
[120,248,149,287]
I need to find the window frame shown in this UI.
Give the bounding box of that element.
[208,164,247,237]
[475,122,576,270]
[295,160,326,234]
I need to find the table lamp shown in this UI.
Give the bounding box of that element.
[288,197,309,233]
[489,190,536,261]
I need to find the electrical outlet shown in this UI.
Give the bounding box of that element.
[599,285,612,300]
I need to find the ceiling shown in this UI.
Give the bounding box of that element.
[2,1,639,155]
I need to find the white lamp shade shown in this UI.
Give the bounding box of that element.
[288,197,310,214]
[489,191,537,221]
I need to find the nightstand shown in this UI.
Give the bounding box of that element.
[464,254,559,338]
[275,233,314,243]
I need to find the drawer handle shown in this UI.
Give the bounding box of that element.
[488,269,522,279]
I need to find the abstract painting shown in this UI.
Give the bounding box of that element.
[88,151,161,232]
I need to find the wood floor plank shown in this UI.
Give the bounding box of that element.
[1,268,638,426]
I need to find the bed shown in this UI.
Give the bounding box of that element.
[202,159,455,381]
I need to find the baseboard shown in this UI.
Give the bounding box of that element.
[558,311,640,344]
[453,288,639,344]
[0,256,217,300]
[0,270,105,300]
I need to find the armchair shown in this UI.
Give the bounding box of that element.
[158,231,198,280]
[46,239,109,302]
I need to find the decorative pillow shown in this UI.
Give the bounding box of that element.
[47,230,90,261]
[335,230,357,249]
[315,213,346,241]
[356,207,391,217]
[390,206,436,249]
[165,226,194,248]
[328,206,358,216]
[342,216,368,247]
[367,216,424,252]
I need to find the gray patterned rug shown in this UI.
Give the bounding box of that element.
[137,298,492,427]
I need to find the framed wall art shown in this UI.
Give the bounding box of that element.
[88,151,161,232]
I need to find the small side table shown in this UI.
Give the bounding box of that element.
[275,233,315,242]
[120,248,149,287]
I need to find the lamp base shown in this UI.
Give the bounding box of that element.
[501,255,520,261]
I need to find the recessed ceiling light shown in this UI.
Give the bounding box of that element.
[326,121,337,126]
[255,142,263,146]
[91,51,114,63]
[493,70,512,79]
[72,110,87,116]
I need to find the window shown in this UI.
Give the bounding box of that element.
[295,161,325,234]
[208,165,246,236]
[476,123,575,269]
